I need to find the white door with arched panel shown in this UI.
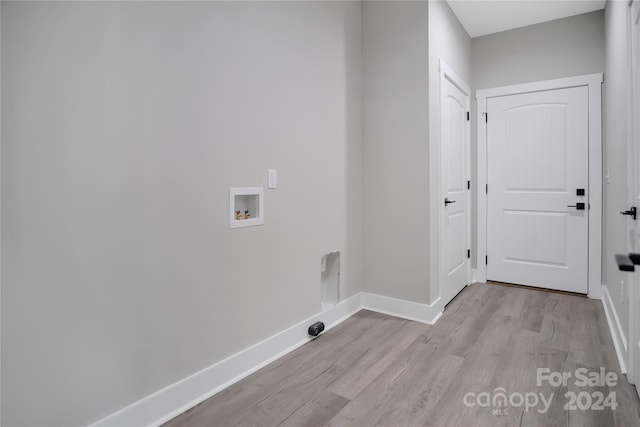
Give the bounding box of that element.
[440,63,471,307]
[486,86,589,294]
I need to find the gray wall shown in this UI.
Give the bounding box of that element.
[603,0,630,346]
[362,1,430,303]
[427,0,471,300]
[472,10,605,90]
[471,11,605,269]
[1,1,362,425]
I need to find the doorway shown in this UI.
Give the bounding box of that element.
[476,74,603,298]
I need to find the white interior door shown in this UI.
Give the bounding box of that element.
[628,0,640,397]
[487,86,589,294]
[440,71,470,306]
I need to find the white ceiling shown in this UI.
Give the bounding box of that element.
[446,0,606,38]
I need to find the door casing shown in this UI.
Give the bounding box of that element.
[627,0,640,394]
[475,74,603,299]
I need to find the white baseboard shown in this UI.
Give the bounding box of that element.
[471,268,479,284]
[362,292,443,325]
[88,291,442,427]
[601,285,627,374]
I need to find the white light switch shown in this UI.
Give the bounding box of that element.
[268,169,277,189]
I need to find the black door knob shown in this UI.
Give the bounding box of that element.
[444,198,456,206]
[567,203,585,210]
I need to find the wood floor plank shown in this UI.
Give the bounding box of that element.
[326,336,464,427]
[518,345,570,427]
[325,337,434,427]
[327,319,428,400]
[370,351,465,426]
[163,283,640,427]
[494,284,526,317]
[230,360,345,427]
[520,287,549,332]
[277,392,350,427]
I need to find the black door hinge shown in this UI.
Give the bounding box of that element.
[467,112,470,121]
[485,113,488,123]
[485,255,488,265]
[467,249,471,259]
[467,180,470,190]
[486,184,488,194]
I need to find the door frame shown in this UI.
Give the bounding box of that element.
[627,0,640,390]
[475,73,603,299]
[439,60,472,303]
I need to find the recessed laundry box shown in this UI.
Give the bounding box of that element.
[229,187,264,229]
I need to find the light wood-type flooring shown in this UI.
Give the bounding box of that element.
[164,283,640,426]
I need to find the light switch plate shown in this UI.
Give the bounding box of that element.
[268,169,277,189]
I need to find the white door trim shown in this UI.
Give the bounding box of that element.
[476,73,603,299]
[439,59,471,303]
[627,0,640,391]
[440,60,471,96]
